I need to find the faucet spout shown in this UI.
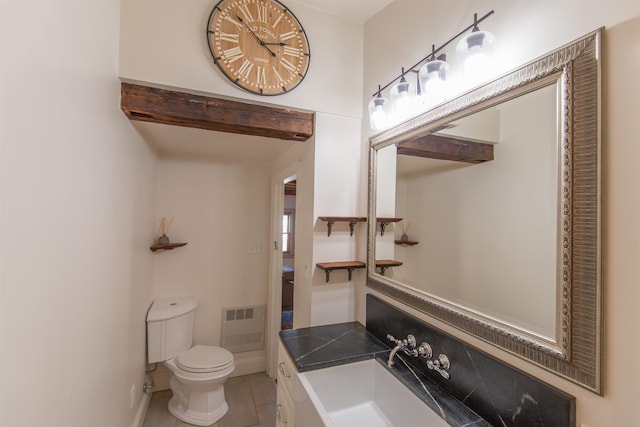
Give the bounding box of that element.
[387,343,404,367]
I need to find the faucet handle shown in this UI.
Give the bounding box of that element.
[417,342,432,359]
[427,354,451,379]
[386,334,400,345]
[406,334,417,348]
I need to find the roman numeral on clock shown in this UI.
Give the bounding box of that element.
[223,46,243,63]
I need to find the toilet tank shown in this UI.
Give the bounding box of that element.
[147,298,198,363]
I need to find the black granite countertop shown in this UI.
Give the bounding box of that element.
[279,321,491,427]
[279,321,388,372]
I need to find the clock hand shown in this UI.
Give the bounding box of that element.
[263,42,288,46]
[234,13,276,57]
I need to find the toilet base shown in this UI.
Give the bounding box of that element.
[167,374,229,426]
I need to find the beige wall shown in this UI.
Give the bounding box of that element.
[154,156,271,342]
[1,1,158,426]
[362,1,640,426]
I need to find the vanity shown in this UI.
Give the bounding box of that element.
[278,295,574,426]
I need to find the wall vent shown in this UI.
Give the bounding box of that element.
[221,305,266,353]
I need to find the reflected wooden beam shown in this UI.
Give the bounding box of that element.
[397,133,494,163]
[120,82,314,141]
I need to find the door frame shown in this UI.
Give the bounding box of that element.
[266,162,299,378]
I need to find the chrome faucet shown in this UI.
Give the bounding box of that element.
[386,334,432,367]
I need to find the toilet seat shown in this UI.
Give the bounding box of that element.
[176,345,234,373]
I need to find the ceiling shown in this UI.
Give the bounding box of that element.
[293,0,394,23]
[133,121,303,161]
[135,1,395,159]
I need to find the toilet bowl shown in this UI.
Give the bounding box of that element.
[147,299,235,426]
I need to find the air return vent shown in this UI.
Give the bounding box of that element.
[221,305,266,353]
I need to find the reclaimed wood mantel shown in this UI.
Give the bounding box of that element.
[397,134,493,163]
[120,82,314,141]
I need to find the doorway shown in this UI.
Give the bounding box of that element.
[281,180,296,330]
[267,164,299,378]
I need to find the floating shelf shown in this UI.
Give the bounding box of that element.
[395,240,419,246]
[150,242,188,252]
[375,260,403,276]
[318,216,367,236]
[316,261,366,282]
[376,217,403,236]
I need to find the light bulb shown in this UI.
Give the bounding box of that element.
[419,59,449,107]
[456,30,495,85]
[368,96,390,130]
[390,77,417,122]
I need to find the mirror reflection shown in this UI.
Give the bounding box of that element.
[368,29,602,393]
[375,83,561,343]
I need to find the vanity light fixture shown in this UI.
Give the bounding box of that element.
[369,10,495,130]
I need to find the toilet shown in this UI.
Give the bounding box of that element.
[147,298,235,426]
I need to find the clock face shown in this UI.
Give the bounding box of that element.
[206,0,311,96]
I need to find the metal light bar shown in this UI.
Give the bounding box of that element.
[372,10,495,97]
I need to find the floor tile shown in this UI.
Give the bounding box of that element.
[143,372,276,427]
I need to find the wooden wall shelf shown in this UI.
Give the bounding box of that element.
[318,216,366,236]
[316,261,366,282]
[150,243,188,252]
[395,240,419,246]
[376,217,402,236]
[375,260,403,276]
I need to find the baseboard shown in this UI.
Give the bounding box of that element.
[131,390,152,427]
[231,350,267,377]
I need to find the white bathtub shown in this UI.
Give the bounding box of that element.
[295,359,450,427]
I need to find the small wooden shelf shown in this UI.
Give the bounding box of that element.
[316,261,366,282]
[150,242,188,252]
[375,260,403,276]
[395,240,419,246]
[318,216,367,236]
[376,217,403,236]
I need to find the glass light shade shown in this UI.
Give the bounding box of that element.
[419,59,449,106]
[368,95,391,130]
[390,78,417,120]
[456,30,495,72]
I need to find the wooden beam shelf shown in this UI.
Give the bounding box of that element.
[376,217,402,236]
[121,82,314,141]
[318,216,367,236]
[397,134,494,163]
[375,260,403,276]
[316,261,366,282]
[150,243,188,252]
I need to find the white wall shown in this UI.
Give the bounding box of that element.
[153,154,271,375]
[362,1,640,426]
[310,113,366,326]
[119,0,364,118]
[0,1,158,426]
[118,0,367,332]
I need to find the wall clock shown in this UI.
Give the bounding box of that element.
[206,0,311,96]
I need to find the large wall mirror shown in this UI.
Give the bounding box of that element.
[367,29,603,394]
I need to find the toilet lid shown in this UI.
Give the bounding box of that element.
[176,345,234,373]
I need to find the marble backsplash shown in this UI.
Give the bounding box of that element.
[366,294,575,427]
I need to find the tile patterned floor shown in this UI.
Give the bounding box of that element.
[143,372,276,427]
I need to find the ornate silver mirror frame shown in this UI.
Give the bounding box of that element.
[367,29,603,394]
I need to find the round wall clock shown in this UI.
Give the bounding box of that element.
[206,0,311,96]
